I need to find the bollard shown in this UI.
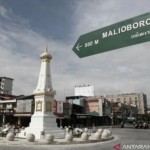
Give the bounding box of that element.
[45,133,54,144]
[65,128,73,142]
[81,128,89,141]
[26,133,35,142]
[93,129,103,140]
[6,132,15,141]
[101,129,110,139]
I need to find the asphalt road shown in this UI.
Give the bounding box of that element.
[1,128,150,150]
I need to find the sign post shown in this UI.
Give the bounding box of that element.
[72,12,150,58]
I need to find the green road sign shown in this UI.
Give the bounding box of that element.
[72,12,150,58]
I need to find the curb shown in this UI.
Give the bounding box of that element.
[0,136,114,146]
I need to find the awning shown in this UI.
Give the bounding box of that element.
[74,113,91,118]
[14,114,32,117]
[88,111,99,116]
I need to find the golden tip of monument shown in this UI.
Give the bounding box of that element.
[45,43,48,53]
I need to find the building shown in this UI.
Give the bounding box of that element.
[105,93,147,114]
[0,77,13,94]
[63,96,111,127]
[14,95,34,127]
[85,97,102,116]
[0,98,16,126]
[0,94,34,127]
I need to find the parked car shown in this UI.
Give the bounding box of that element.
[134,121,149,129]
[143,122,149,129]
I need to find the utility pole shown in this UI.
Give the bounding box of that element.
[111,102,114,126]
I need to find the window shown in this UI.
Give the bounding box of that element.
[123,98,126,104]
[117,98,120,103]
[6,104,12,109]
[0,104,3,109]
[111,99,114,103]
[129,98,132,104]
[135,100,138,105]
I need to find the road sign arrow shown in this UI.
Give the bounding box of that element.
[72,12,150,58]
[76,43,82,51]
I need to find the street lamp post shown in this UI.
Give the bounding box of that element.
[0,110,6,126]
[2,110,6,126]
[111,102,114,126]
[0,109,14,127]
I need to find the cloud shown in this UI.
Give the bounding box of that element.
[0,5,9,19]
[0,5,45,94]
[0,4,78,100]
[72,0,150,37]
[0,1,150,105]
[70,0,150,102]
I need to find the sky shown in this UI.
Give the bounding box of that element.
[0,0,150,105]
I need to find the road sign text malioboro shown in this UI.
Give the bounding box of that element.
[72,12,150,58]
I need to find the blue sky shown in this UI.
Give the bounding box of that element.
[0,0,75,41]
[0,0,150,104]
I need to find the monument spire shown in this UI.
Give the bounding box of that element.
[45,43,48,53]
[34,45,53,94]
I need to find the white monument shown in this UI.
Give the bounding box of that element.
[24,45,63,139]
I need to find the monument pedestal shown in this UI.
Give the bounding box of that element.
[18,113,64,139]
[26,113,64,139]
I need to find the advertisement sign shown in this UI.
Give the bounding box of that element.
[16,99,32,113]
[73,12,150,58]
[57,101,63,114]
[53,101,57,113]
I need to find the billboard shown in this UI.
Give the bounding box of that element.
[53,101,70,117]
[75,85,94,96]
[16,100,32,113]
[57,101,63,114]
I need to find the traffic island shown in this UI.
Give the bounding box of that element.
[0,128,114,146]
[0,135,114,146]
[0,136,114,145]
